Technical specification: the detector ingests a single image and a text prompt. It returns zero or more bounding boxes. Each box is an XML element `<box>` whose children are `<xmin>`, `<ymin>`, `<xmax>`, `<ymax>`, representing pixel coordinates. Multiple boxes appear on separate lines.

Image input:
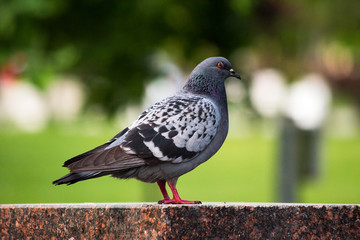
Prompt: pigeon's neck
<box><xmin>183</xmin><ymin>74</ymin><xmax>228</xmax><ymax>107</ymax></box>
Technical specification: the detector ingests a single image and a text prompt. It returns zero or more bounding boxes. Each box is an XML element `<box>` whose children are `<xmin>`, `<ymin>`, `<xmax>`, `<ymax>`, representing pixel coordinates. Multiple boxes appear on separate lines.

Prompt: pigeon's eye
<box><xmin>217</xmin><ymin>62</ymin><xmax>224</xmax><ymax>68</ymax></box>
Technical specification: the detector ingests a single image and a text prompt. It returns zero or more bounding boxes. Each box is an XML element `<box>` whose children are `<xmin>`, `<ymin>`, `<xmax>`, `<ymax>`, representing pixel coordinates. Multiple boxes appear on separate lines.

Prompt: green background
<box><xmin>1</xmin><ymin>122</ymin><xmax>359</xmax><ymax>204</ymax></box>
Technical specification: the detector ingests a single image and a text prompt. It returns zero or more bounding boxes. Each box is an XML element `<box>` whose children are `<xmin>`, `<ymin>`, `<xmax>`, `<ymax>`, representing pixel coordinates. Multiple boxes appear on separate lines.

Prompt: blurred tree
<box><xmin>0</xmin><ymin>0</ymin><xmax>251</xmax><ymax>114</ymax></box>
<box><xmin>0</xmin><ymin>0</ymin><xmax>359</xmax><ymax>114</ymax></box>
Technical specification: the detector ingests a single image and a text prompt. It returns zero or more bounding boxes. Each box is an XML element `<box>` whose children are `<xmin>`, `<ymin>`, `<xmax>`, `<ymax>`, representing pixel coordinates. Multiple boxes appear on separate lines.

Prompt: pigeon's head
<box><xmin>184</xmin><ymin>57</ymin><xmax>241</xmax><ymax>98</ymax></box>
<box><xmin>192</xmin><ymin>57</ymin><xmax>241</xmax><ymax>80</ymax></box>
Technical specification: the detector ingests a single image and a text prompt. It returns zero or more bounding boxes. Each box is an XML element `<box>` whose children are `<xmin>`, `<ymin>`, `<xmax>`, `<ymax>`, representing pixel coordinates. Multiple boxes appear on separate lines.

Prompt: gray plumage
<box><xmin>53</xmin><ymin>56</ymin><xmax>241</xmax><ymax>204</ymax></box>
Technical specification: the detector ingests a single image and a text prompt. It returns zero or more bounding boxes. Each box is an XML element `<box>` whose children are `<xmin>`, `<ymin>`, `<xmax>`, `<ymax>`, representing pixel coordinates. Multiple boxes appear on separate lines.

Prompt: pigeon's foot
<box><xmin>158</xmin><ymin>199</ymin><xmax>202</xmax><ymax>204</ymax></box>
<box><xmin>157</xmin><ymin>179</ymin><xmax>201</xmax><ymax>204</ymax></box>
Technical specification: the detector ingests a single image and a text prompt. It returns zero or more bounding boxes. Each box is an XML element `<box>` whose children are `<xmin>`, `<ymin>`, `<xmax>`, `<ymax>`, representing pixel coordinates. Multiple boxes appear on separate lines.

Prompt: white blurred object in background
<box><xmin>142</xmin><ymin>57</ymin><xmax>183</xmax><ymax>107</ymax></box>
<box><xmin>250</xmin><ymin>69</ymin><xmax>288</xmax><ymax>118</ymax></box>
<box><xmin>226</xmin><ymin>77</ymin><xmax>246</xmax><ymax>103</ymax></box>
<box><xmin>47</xmin><ymin>76</ymin><xmax>85</xmax><ymax>121</ymax></box>
<box><xmin>118</xmin><ymin>54</ymin><xmax>184</xmax><ymax>128</ymax></box>
<box><xmin>285</xmin><ymin>73</ymin><xmax>332</xmax><ymax>130</ymax></box>
<box><xmin>0</xmin><ymin>80</ymin><xmax>49</xmax><ymax>132</ymax></box>
<box><xmin>226</xmin><ymin>77</ymin><xmax>251</xmax><ymax>137</ymax></box>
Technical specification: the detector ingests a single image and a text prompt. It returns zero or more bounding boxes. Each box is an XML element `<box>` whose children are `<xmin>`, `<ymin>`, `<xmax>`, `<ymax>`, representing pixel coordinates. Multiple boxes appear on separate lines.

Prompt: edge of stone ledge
<box><xmin>1</xmin><ymin>202</ymin><xmax>359</xmax><ymax>209</ymax></box>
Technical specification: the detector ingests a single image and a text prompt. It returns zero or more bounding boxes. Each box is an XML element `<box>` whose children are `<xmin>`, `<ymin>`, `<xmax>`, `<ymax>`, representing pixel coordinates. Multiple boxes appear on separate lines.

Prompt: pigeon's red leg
<box><xmin>157</xmin><ymin>180</ymin><xmax>170</xmax><ymax>203</ymax></box>
<box><xmin>158</xmin><ymin>180</ymin><xmax>202</xmax><ymax>204</ymax></box>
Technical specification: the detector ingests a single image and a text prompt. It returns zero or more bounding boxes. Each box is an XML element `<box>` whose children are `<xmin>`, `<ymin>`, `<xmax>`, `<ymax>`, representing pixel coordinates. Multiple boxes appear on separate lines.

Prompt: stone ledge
<box><xmin>1</xmin><ymin>203</ymin><xmax>359</xmax><ymax>239</ymax></box>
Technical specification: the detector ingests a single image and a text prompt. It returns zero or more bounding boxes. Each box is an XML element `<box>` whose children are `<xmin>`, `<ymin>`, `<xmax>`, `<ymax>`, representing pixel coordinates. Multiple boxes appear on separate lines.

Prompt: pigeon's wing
<box><xmin>121</xmin><ymin>94</ymin><xmax>221</xmax><ymax>164</ymax></box>
<box><xmin>65</xmin><ymin>94</ymin><xmax>220</xmax><ymax>173</ymax></box>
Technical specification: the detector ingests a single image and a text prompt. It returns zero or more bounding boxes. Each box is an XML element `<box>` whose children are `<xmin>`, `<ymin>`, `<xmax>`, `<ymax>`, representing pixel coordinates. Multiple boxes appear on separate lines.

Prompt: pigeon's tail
<box><xmin>53</xmin><ymin>171</ymin><xmax>106</xmax><ymax>185</ymax></box>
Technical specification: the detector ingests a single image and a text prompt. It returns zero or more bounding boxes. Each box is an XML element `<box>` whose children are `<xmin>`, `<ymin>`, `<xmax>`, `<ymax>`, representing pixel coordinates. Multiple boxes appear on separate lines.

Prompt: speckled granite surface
<box><xmin>1</xmin><ymin>203</ymin><xmax>359</xmax><ymax>239</ymax></box>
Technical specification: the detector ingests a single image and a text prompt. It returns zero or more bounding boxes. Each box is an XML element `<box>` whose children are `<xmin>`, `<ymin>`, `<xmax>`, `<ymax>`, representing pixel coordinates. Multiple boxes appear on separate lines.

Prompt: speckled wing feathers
<box><xmin>121</xmin><ymin>94</ymin><xmax>220</xmax><ymax>164</ymax></box>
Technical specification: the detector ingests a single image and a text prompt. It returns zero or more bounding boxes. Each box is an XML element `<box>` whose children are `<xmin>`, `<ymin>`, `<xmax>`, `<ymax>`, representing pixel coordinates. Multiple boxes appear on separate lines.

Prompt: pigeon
<box><xmin>53</xmin><ymin>56</ymin><xmax>241</xmax><ymax>204</ymax></box>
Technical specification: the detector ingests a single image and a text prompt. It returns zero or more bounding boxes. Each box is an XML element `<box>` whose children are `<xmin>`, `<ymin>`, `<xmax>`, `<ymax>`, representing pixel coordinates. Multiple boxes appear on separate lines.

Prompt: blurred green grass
<box><xmin>0</xmin><ymin>123</ymin><xmax>359</xmax><ymax>204</ymax></box>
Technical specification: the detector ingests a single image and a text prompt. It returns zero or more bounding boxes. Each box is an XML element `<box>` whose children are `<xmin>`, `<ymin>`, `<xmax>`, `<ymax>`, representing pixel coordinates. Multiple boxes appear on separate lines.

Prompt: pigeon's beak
<box><xmin>229</xmin><ymin>69</ymin><xmax>241</xmax><ymax>80</ymax></box>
